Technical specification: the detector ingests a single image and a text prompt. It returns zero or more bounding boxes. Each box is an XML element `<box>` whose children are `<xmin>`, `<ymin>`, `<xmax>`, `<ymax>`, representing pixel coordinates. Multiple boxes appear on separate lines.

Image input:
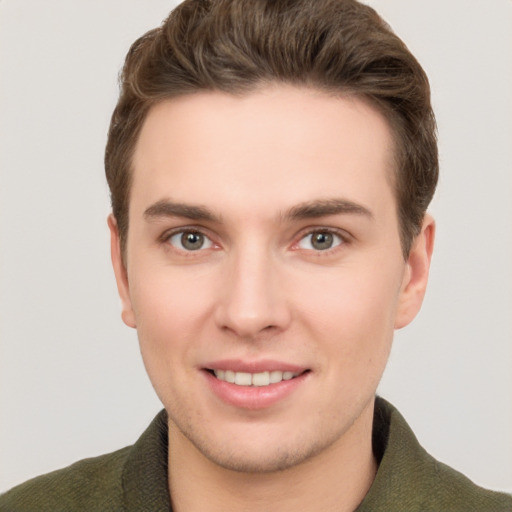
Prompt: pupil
<box><xmin>182</xmin><ymin>232</ymin><xmax>203</xmax><ymax>250</ymax></box>
<box><xmin>312</xmin><ymin>232</ymin><xmax>333</xmax><ymax>250</ymax></box>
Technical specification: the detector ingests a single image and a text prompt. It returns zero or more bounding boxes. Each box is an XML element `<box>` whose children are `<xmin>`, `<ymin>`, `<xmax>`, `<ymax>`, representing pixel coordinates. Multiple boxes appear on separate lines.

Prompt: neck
<box><xmin>167</xmin><ymin>401</ymin><xmax>377</xmax><ymax>512</ymax></box>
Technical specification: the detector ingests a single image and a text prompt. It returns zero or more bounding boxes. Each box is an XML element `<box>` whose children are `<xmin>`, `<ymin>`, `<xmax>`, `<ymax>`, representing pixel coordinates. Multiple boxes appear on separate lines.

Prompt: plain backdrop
<box><xmin>1</xmin><ymin>0</ymin><xmax>511</xmax><ymax>494</ymax></box>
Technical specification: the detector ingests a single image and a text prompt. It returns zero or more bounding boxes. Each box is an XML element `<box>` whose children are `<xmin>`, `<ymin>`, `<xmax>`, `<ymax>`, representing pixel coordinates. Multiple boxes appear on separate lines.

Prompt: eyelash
<box><xmin>292</xmin><ymin>228</ymin><xmax>349</xmax><ymax>254</ymax></box>
<box><xmin>160</xmin><ymin>227</ymin><xmax>217</xmax><ymax>254</ymax></box>
<box><xmin>159</xmin><ymin>227</ymin><xmax>350</xmax><ymax>255</ymax></box>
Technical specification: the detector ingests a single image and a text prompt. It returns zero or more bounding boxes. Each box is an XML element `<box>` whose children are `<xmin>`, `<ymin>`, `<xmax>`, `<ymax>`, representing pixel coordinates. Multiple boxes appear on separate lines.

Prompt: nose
<box><xmin>214</xmin><ymin>245</ymin><xmax>291</xmax><ymax>339</ymax></box>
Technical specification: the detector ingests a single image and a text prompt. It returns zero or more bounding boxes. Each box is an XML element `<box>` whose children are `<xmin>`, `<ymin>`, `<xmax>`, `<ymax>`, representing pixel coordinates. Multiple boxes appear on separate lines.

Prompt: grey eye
<box><xmin>168</xmin><ymin>231</ymin><xmax>213</xmax><ymax>251</ymax></box>
<box><xmin>298</xmin><ymin>231</ymin><xmax>342</xmax><ymax>251</ymax></box>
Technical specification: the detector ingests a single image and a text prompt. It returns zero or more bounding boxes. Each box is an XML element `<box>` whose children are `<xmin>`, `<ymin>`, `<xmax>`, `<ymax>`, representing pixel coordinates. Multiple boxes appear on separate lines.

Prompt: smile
<box><xmin>212</xmin><ymin>369</ymin><xmax>301</xmax><ymax>387</ymax></box>
<box><xmin>204</xmin><ymin>364</ymin><xmax>310</xmax><ymax>409</ymax></box>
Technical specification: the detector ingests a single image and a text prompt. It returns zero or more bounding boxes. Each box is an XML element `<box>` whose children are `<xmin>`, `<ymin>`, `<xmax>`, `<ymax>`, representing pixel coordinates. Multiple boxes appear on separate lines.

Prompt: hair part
<box><xmin>105</xmin><ymin>0</ymin><xmax>438</xmax><ymax>259</ymax></box>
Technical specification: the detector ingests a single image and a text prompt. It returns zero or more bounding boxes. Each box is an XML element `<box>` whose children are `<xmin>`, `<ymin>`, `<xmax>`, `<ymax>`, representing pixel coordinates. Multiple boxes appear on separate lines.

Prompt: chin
<box><xmin>195</xmin><ymin>438</ymin><xmax>326</xmax><ymax>474</ymax></box>
<box><xmin>171</xmin><ymin>414</ymin><xmax>348</xmax><ymax>475</ymax></box>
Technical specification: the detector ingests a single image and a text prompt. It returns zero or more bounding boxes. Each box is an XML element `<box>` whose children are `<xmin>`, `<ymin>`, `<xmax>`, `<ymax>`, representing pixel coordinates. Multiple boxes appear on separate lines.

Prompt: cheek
<box><xmin>127</xmin><ymin>268</ymin><xmax>219</xmax><ymax>408</ymax></box>
<box><xmin>294</xmin><ymin>265</ymin><xmax>401</xmax><ymax>361</ymax></box>
<box><xmin>128</xmin><ymin>267</ymin><xmax>217</xmax><ymax>365</ymax></box>
<box><xmin>300</xmin><ymin>267</ymin><xmax>399</xmax><ymax>322</ymax></box>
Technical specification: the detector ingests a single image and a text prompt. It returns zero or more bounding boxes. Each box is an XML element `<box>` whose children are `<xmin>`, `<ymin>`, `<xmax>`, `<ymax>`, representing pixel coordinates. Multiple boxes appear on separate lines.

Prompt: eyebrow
<box><xmin>143</xmin><ymin>197</ymin><xmax>373</xmax><ymax>223</ymax></box>
<box><xmin>284</xmin><ymin>198</ymin><xmax>374</xmax><ymax>221</ymax></box>
<box><xmin>144</xmin><ymin>200</ymin><xmax>220</xmax><ymax>222</ymax></box>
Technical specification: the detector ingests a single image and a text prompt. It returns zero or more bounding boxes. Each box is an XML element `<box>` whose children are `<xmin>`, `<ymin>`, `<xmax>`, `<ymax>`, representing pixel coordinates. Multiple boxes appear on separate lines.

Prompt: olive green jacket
<box><xmin>1</xmin><ymin>398</ymin><xmax>510</xmax><ymax>511</ymax></box>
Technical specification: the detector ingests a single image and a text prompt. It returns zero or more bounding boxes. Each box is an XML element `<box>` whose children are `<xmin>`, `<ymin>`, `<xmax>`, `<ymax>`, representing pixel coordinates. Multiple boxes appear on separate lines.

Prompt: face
<box><xmin>110</xmin><ymin>86</ymin><xmax>433</xmax><ymax>473</ymax></box>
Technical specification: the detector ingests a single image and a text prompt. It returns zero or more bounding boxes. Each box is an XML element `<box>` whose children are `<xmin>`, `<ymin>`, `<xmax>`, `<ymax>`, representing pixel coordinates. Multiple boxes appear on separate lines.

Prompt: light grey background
<box><xmin>1</xmin><ymin>0</ymin><xmax>511</xmax><ymax>493</ymax></box>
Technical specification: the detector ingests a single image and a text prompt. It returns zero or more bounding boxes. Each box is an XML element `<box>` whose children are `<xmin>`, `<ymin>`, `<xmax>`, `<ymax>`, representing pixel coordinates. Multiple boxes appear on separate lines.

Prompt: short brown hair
<box><xmin>105</xmin><ymin>0</ymin><xmax>438</xmax><ymax>258</ymax></box>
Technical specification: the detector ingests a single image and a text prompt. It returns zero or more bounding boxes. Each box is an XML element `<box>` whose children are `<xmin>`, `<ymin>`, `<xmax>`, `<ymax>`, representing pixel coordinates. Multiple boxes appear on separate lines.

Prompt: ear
<box><xmin>394</xmin><ymin>214</ymin><xmax>435</xmax><ymax>329</ymax></box>
<box><xmin>108</xmin><ymin>214</ymin><xmax>136</xmax><ymax>328</ymax></box>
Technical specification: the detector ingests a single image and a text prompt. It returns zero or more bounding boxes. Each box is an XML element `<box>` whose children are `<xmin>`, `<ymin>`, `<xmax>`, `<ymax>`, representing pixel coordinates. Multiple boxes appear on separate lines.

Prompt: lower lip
<box><xmin>203</xmin><ymin>370</ymin><xmax>309</xmax><ymax>410</ymax></box>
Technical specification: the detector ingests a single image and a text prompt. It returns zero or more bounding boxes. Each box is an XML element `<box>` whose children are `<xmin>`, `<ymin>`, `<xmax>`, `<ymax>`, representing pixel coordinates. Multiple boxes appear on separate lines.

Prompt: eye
<box><xmin>167</xmin><ymin>230</ymin><xmax>213</xmax><ymax>251</ymax></box>
<box><xmin>297</xmin><ymin>230</ymin><xmax>344</xmax><ymax>251</ymax></box>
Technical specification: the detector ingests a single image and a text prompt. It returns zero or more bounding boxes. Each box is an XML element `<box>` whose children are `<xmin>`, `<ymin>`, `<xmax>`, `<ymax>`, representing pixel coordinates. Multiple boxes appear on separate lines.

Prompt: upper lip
<box><xmin>204</xmin><ymin>359</ymin><xmax>308</xmax><ymax>373</ymax></box>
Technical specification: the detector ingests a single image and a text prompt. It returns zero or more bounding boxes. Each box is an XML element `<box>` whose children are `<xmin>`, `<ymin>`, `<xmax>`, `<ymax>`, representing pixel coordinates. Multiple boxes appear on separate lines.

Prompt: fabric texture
<box><xmin>1</xmin><ymin>397</ymin><xmax>510</xmax><ymax>511</ymax></box>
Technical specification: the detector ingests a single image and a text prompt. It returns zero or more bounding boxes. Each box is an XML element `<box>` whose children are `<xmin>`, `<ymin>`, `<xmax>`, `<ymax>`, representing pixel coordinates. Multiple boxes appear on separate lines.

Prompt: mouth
<box><xmin>202</xmin><ymin>360</ymin><xmax>310</xmax><ymax>409</ymax></box>
<box><xmin>208</xmin><ymin>369</ymin><xmax>305</xmax><ymax>387</ymax></box>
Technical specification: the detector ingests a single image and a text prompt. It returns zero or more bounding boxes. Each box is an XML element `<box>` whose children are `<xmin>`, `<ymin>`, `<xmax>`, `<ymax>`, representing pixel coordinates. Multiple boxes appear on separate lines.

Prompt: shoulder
<box><xmin>359</xmin><ymin>397</ymin><xmax>512</xmax><ymax>512</ymax></box>
<box><xmin>0</xmin><ymin>410</ymin><xmax>170</xmax><ymax>512</ymax></box>
<box><xmin>0</xmin><ymin>446</ymin><xmax>131</xmax><ymax>512</ymax></box>
<box><xmin>387</xmin><ymin>399</ymin><xmax>511</xmax><ymax>510</ymax></box>
<box><xmin>425</xmin><ymin>457</ymin><xmax>512</xmax><ymax>511</ymax></box>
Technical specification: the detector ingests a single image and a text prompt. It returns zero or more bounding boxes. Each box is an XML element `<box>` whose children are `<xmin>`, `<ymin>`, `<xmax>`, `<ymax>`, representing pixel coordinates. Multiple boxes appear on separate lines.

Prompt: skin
<box><xmin>109</xmin><ymin>85</ymin><xmax>434</xmax><ymax>512</ymax></box>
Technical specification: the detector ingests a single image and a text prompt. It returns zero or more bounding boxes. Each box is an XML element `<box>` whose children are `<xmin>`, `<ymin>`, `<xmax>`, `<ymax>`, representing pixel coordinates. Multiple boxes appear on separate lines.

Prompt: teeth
<box><xmin>269</xmin><ymin>370</ymin><xmax>283</xmax><ymax>383</ymax></box>
<box><xmin>252</xmin><ymin>372</ymin><xmax>270</xmax><ymax>387</ymax></box>
<box><xmin>234</xmin><ymin>372</ymin><xmax>252</xmax><ymax>386</ymax></box>
<box><xmin>213</xmin><ymin>369</ymin><xmax>300</xmax><ymax>386</ymax></box>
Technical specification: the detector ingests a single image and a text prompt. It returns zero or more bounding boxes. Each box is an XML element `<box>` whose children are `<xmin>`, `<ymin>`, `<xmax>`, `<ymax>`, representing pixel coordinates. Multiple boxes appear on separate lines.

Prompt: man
<box><xmin>1</xmin><ymin>0</ymin><xmax>510</xmax><ymax>510</ymax></box>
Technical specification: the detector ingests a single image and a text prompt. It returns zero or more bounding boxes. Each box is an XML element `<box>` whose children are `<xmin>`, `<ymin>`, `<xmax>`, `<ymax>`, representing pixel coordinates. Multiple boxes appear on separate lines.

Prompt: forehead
<box><xmin>130</xmin><ymin>86</ymin><xmax>396</xmax><ymax>222</ymax></box>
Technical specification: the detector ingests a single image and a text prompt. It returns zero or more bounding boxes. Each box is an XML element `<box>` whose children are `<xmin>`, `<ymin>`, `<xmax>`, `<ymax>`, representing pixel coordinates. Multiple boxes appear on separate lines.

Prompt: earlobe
<box><xmin>107</xmin><ymin>214</ymin><xmax>136</xmax><ymax>329</ymax></box>
<box><xmin>394</xmin><ymin>215</ymin><xmax>435</xmax><ymax>329</ymax></box>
